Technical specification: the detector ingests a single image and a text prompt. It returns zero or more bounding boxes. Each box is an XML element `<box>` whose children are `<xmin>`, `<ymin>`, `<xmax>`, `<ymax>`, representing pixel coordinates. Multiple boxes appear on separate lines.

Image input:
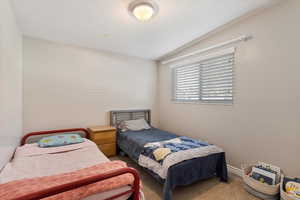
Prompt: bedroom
<box><xmin>0</xmin><ymin>0</ymin><xmax>299</xmax><ymax>200</ymax></box>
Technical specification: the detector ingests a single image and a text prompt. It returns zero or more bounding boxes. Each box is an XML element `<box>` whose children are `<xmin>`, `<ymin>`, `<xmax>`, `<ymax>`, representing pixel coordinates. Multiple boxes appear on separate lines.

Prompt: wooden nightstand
<box><xmin>87</xmin><ymin>125</ymin><xmax>116</xmax><ymax>157</ymax></box>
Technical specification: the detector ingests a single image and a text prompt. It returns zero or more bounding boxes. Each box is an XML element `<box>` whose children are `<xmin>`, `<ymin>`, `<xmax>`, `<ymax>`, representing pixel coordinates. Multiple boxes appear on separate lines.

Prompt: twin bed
<box><xmin>0</xmin><ymin>129</ymin><xmax>141</xmax><ymax>200</ymax></box>
<box><xmin>0</xmin><ymin>109</ymin><xmax>227</xmax><ymax>200</ymax></box>
<box><xmin>111</xmin><ymin>110</ymin><xmax>228</xmax><ymax>200</ymax></box>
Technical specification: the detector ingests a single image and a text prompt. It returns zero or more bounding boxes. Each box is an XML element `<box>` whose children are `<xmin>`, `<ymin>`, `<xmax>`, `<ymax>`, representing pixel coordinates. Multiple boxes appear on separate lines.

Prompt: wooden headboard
<box><xmin>110</xmin><ymin>109</ymin><xmax>151</xmax><ymax>127</ymax></box>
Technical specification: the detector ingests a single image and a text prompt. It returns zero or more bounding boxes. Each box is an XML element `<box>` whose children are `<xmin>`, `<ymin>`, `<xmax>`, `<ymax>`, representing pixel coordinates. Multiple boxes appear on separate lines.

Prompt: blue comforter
<box><xmin>118</xmin><ymin>128</ymin><xmax>177</xmax><ymax>162</ymax></box>
<box><xmin>141</xmin><ymin>136</ymin><xmax>210</xmax><ymax>165</ymax></box>
<box><xmin>117</xmin><ymin>128</ymin><xmax>228</xmax><ymax>200</ymax></box>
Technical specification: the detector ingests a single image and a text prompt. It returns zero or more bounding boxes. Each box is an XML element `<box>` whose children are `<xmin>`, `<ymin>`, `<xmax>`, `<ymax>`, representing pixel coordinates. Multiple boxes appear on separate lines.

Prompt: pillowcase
<box><xmin>38</xmin><ymin>134</ymin><xmax>84</xmax><ymax>148</ymax></box>
<box><xmin>119</xmin><ymin>118</ymin><xmax>151</xmax><ymax>132</ymax></box>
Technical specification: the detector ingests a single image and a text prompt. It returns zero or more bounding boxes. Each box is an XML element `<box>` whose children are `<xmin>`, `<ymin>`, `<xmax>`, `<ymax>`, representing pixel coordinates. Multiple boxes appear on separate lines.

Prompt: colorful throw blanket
<box><xmin>138</xmin><ymin>136</ymin><xmax>223</xmax><ymax>179</ymax></box>
<box><xmin>0</xmin><ymin>161</ymin><xmax>134</xmax><ymax>200</ymax></box>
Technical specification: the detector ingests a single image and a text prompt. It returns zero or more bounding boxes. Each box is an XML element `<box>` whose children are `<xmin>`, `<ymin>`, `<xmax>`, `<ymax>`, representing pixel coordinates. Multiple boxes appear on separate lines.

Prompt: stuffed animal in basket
<box><xmin>284</xmin><ymin>177</ymin><xmax>300</xmax><ymax>197</ymax></box>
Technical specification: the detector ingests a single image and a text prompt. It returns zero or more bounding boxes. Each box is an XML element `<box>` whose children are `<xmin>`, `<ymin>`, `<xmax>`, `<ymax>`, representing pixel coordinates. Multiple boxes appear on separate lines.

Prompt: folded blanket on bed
<box><xmin>0</xmin><ymin>160</ymin><xmax>134</xmax><ymax>200</ymax></box>
<box><xmin>138</xmin><ymin>136</ymin><xmax>223</xmax><ymax>179</ymax></box>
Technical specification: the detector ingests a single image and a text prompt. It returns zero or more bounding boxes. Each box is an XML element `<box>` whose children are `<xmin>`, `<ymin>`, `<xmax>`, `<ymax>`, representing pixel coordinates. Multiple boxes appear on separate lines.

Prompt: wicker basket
<box><xmin>243</xmin><ymin>183</ymin><xmax>279</xmax><ymax>200</ymax></box>
<box><xmin>280</xmin><ymin>177</ymin><xmax>300</xmax><ymax>200</ymax></box>
<box><xmin>242</xmin><ymin>164</ymin><xmax>281</xmax><ymax>197</ymax></box>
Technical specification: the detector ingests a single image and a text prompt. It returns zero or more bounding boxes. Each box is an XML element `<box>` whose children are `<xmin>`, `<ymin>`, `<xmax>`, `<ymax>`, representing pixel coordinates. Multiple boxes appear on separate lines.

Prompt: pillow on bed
<box><xmin>38</xmin><ymin>134</ymin><xmax>84</xmax><ymax>148</ymax></box>
<box><xmin>120</xmin><ymin>118</ymin><xmax>151</xmax><ymax>132</ymax></box>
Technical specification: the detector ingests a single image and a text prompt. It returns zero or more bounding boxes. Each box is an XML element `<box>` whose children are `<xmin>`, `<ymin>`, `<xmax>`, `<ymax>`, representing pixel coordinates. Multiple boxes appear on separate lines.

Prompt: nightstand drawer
<box><xmin>98</xmin><ymin>143</ymin><xmax>116</xmax><ymax>157</ymax></box>
<box><xmin>90</xmin><ymin>131</ymin><xmax>116</xmax><ymax>144</ymax></box>
<box><xmin>87</xmin><ymin>125</ymin><xmax>116</xmax><ymax>157</ymax></box>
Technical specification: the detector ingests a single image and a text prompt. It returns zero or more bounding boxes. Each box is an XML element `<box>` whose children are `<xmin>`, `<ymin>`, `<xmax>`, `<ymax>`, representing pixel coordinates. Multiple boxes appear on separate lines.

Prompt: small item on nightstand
<box><xmin>87</xmin><ymin>125</ymin><xmax>116</xmax><ymax>157</ymax></box>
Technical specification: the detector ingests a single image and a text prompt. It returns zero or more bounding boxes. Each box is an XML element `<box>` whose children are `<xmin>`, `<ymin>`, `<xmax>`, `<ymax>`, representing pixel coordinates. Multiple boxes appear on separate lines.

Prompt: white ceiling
<box><xmin>12</xmin><ymin>0</ymin><xmax>278</xmax><ymax>60</ymax></box>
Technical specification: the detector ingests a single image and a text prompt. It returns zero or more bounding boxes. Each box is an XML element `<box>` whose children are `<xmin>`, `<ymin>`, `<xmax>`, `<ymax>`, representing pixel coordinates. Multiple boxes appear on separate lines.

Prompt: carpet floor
<box><xmin>111</xmin><ymin>156</ymin><xmax>259</xmax><ymax>200</ymax></box>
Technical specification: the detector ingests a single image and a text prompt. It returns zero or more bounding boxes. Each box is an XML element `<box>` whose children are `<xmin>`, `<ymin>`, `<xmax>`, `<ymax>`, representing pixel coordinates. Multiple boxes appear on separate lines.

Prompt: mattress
<box><xmin>0</xmin><ymin>139</ymin><xmax>131</xmax><ymax>200</ymax></box>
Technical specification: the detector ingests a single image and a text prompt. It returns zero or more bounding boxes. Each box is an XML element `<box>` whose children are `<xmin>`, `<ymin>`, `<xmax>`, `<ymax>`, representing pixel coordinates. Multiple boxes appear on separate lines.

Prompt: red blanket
<box><xmin>0</xmin><ymin>160</ymin><xmax>134</xmax><ymax>200</ymax></box>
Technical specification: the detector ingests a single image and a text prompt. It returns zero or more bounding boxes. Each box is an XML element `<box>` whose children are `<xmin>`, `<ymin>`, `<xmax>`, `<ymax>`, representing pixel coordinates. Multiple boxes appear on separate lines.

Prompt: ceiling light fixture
<box><xmin>128</xmin><ymin>0</ymin><xmax>159</xmax><ymax>22</ymax></box>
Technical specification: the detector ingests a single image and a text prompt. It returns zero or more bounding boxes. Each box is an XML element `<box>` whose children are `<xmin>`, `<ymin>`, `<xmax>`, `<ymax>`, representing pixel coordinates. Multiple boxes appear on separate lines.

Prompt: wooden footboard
<box><xmin>14</xmin><ymin>167</ymin><xmax>141</xmax><ymax>200</ymax></box>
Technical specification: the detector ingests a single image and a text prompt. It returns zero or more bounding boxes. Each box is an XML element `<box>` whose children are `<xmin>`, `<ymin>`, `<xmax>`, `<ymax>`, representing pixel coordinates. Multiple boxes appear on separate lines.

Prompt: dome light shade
<box><xmin>129</xmin><ymin>0</ymin><xmax>158</xmax><ymax>22</ymax></box>
<box><xmin>133</xmin><ymin>4</ymin><xmax>154</xmax><ymax>21</ymax></box>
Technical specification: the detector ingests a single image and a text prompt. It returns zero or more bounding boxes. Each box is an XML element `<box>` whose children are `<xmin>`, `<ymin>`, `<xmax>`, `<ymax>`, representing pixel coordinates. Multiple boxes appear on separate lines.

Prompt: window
<box><xmin>172</xmin><ymin>48</ymin><xmax>234</xmax><ymax>103</ymax></box>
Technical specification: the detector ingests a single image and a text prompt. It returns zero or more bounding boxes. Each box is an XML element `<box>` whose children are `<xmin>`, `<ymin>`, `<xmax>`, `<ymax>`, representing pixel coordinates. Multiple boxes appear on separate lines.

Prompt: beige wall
<box><xmin>23</xmin><ymin>38</ymin><xmax>158</xmax><ymax>133</ymax></box>
<box><xmin>0</xmin><ymin>0</ymin><xmax>23</xmax><ymax>168</ymax></box>
<box><xmin>158</xmin><ymin>0</ymin><xmax>300</xmax><ymax>176</ymax></box>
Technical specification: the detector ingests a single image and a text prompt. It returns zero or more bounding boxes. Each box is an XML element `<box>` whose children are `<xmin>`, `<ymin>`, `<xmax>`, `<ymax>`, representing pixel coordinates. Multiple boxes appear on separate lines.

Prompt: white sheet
<box><xmin>0</xmin><ymin>139</ymin><xmax>132</xmax><ymax>200</ymax></box>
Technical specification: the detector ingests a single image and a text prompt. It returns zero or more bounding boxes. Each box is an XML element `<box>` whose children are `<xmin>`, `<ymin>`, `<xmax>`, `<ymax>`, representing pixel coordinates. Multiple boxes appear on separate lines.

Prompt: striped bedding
<box><xmin>138</xmin><ymin>136</ymin><xmax>224</xmax><ymax>179</ymax></box>
<box><xmin>0</xmin><ymin>161</ymin><xmax>134</xmax><ymax>200</ymax></box>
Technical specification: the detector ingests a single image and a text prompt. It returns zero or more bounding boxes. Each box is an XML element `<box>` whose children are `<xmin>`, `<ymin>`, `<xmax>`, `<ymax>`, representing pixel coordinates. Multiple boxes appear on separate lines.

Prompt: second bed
<box><xmin>110</xmin><ymin>110</ymin><xmax>228</xmax><ymax>200</ymax></box>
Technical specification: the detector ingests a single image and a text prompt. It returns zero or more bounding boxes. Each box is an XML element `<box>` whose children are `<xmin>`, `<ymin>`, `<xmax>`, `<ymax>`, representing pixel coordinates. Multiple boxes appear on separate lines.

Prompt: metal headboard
<box><xmin>110</xmin><ymin>109</ymin><xmax>151</xmax><ymax>127</ymax></box>
<box><xmin>21</xmin><ymin>128</ymin><xmax>89</xmax><ymax>145</ymax></box>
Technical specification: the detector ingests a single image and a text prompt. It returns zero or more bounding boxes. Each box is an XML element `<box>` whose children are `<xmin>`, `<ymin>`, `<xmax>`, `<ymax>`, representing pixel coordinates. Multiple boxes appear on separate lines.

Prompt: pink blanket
<box><xmin>0</xmin><ymin>160</ymin><xmax>134</xmax><ymax>200</ymax></box>
<box><xmin>15</xmin><ymin>139</ymin><xmax>94</xmax><ymax>157</ymax></box>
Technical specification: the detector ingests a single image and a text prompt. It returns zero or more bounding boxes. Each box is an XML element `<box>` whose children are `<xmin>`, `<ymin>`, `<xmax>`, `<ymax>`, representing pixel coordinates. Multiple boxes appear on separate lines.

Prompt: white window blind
<box><xmin>172</xmin><ymin>49</ymin><xmax>234</xmax><ymax>103</ymax></box>
<box><xmin>173</xmin><ymin>64</ymin><xmax>200</xmax><ymax>101</ymax></box>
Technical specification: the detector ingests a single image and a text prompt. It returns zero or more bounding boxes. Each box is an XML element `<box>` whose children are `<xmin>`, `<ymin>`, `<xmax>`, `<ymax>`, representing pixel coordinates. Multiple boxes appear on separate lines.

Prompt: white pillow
<box><xmin>123</xmin><ymin>118</ymin><xmax>151</xmax><ymax>131</ymax></box>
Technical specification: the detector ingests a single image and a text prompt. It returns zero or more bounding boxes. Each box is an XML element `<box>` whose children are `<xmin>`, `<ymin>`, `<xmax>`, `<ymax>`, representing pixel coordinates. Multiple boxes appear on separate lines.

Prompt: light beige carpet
<box><xmin>111</xmin><ymin>156</ymin><xmax>259</xmax><ymax>200</ymax></box>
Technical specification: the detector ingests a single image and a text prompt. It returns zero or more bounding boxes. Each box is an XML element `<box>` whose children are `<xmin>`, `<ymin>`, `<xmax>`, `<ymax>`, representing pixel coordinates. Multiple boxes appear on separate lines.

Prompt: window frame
<box><xmin>171</xmin><ymin>48</ymin><xmax>235</xmax><ymax>105</ymax></box>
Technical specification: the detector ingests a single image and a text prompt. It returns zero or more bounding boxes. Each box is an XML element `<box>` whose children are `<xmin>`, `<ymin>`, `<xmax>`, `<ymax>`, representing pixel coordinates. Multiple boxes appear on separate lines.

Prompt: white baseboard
<box><xmin>227</xmin><ymin>164</ymin><xmax>243</xmax><ymax>177</ymax></box>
